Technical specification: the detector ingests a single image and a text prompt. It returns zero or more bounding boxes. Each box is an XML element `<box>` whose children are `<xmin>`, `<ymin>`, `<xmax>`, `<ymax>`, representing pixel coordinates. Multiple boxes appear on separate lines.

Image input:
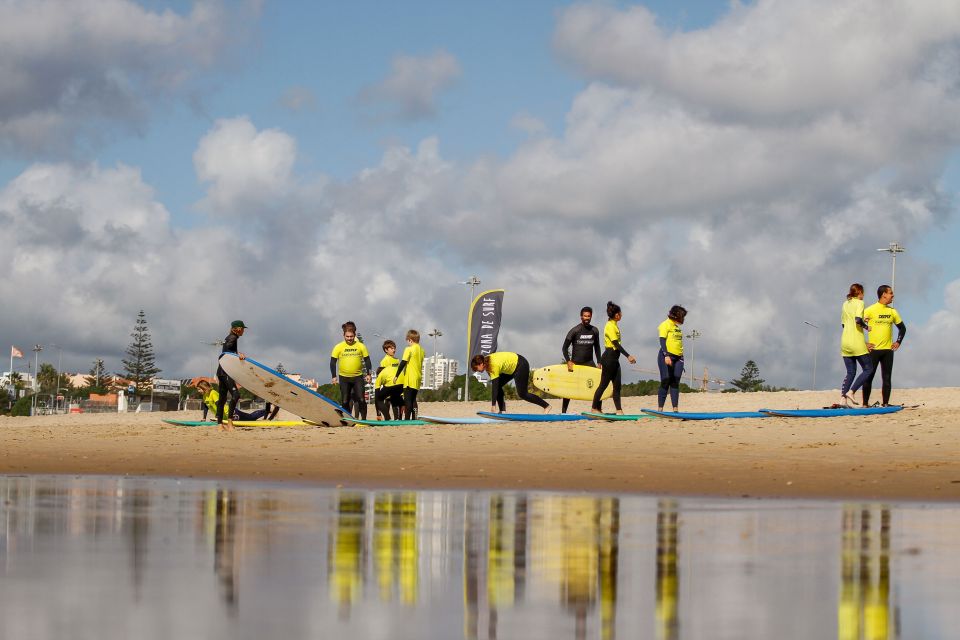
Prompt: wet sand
<box><xmin>1</xmin><ymin>388</ymin><xmax>959</xmax><ymax>501</ymax></box>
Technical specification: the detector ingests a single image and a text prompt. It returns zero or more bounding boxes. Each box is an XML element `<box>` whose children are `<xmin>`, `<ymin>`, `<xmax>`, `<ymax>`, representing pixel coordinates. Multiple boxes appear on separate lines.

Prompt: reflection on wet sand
<box><xmin>1</xmin><ymin>476</ymin><xmax>957</xmax><ymax>640</ymax></box>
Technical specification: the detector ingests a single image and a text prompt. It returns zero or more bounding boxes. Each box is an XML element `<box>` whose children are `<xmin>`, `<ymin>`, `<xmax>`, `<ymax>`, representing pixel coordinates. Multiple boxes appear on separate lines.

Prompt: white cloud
<box><xmin>279</xmin><ymin>86</ymin><xmax>319</xmax><ymax>113</ymax></box>
<box><xmin>357</xmin><ymin>50</ymin><xmax>462</xmax><ymax>122</ymax></box>
<box><xmin>0</xmin><ymin>0</ymin><xmax>260</xmax><ymax>156</ymax></box>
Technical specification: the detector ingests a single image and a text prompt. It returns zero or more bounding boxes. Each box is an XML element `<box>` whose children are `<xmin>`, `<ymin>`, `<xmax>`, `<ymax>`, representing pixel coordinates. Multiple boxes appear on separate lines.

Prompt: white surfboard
<box><xmin>218</xmin><ymin>353</ymin><xmax>351</xmax><ymax>427</ymax></box>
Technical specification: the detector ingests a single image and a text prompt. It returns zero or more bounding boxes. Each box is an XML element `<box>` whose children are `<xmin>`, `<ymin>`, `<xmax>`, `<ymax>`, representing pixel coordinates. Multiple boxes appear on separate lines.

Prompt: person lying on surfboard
<box><xmin>198</xmin><ymin>379</ymin><xmax>279</xmax><ymax>422</ymax></box>
<box><xmin>471</xmin><ymin>352</ymin><xmax>550</xmax><ymax>414</ymax></box>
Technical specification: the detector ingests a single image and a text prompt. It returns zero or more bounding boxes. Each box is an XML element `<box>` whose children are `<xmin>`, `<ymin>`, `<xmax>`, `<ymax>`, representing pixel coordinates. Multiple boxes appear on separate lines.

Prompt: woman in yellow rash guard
<box><xmin>374</xmin><ymin>340</ymin><xmax>405</xmax><ymax>420</ymax></box>
<box><xmin>471</xmin><ymin>351</ymin><xmax>550</xmax><ymax>413</ymax></box>
<box><xmin>840</xmin><ymin>283</ymin><xmax>874</xmax><ymax>406</ymax></box>
<box><xmin>330</xmin><ymin>321</ymin><xmax>372</xmax><ymax>419</ymax></box>
<box><xmin>393</xmin><ymin>329</ymin><xmax>425</xmax><ymax>420</ymax></box>
<box><xmin>657</xmin><ymin>305</ymin><xmax>687</xmax><ymax>412</ymax></box>
<box><xmin>592</xmin><ymin>301</ymin><xmax>636</xmax><ymax>414</ymax></box>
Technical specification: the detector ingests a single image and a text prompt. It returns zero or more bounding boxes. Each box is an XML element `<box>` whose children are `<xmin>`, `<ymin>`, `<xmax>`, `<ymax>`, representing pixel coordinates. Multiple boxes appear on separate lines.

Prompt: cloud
<box><xmin>279</xmin><ymin>86</ymin><xmax>319</xmax><ymax>113</ymax></box>
<box><xmin>0</xmin><ymin>0</ymin><xmax>260</xmax><ymax>157</ymax></box>
<box><xmin>357</xmin><ymin>50</ymin><xmax>462</xmax><ymax>122</ymax></box>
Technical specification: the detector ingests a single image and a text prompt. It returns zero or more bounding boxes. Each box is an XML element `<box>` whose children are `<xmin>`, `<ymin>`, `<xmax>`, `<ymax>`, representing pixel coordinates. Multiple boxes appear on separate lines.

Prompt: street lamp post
<box><xmin>459</xmin><ymin>275</ymin><xmax>481</xmax><ymax>402</ymax></box>
<box><xmin>50</xmin><ymin>343</ymin><xmax>63</xmax><ymax>414</ymax></box>
<box><xmin>877</xmin><ymin>242</ymin><xmax>905</xmax><ymax>295</ymax></box>
<box><xmin>803</xmin><ymin>321</ymin><xmax>820</xmax><ymax>390</ymax></box>
<box><xmin>684</xmin><ymin>330</ymin><xmax>700</xmax><ymax>388</ymax></box>
<box><xmin>428</xmin><ymin>329</ymin><xmax>443</xmax><ymax>390</ymax></box>
<box><xmin>31</xmin><ymin>344</ymin><xmax>42</xmax><ymax>415</ymax></box>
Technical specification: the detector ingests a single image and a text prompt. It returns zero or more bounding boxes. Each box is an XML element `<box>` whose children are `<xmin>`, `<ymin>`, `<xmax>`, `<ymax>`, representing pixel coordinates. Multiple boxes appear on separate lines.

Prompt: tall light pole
<box><xmin>684</xmin><ymin>329</ymin><xmax>700</xmax><ymax>388</ymax></box>
<box><xmin>803</xmin><ymin>321</ymin><xmax>820</xmax><ymax>390</ymax></box>
<box><xmin>31</xmin><ymin>344</ymin><xmax>42</xmax><ymax>415</ymax></box>
<box><xmin>877</xmin><ymin>242</ymin><xmax>905</xmax><ymax>296</ymax></box>
<box><xmin>49</xmin><ymin>343</ymin><xmax>63</xmax><ymax>414</ymax></box>
<box><xmin>459</xmin><ymin>275</ymin><xmax>481</xmax><ymax>402</ymax></box>
<box><xmin>428</xmin><ymin>328</ymin><xmax>443</xmax><ymax>389</ymax></box>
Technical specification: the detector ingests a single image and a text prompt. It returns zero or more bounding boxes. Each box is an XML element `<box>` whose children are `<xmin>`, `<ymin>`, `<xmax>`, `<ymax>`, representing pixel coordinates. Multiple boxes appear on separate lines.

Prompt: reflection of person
<box><xmin>374</xmin><ymin>340</ymin><xmax>405</xmax><ymax>420</ymax></box>
<box><xmin>862</xmin><ymin>286</ymin><xmax>906</xmax><ymax>407</ymax></box>
<box><xmin>330</xmin><ymin>321</ymin><xmax>372</xmax><ymax>419</ymax></box>
<box><xmin>471</xmin><ymin>352</ymin><xmax>550</xmax><ymax>413</ymax></box>
<box><xmin>394</xmin><ymin>330</ymin><xmax>425</xmax><ymax>420</ymax></box>
<box><xmin>591</xmin><ymin>302</ymin><xmax>636</xmax><ymax>415</ymax></box>
<box><xmin>198</xmin><ymin>380</ymin><xmax>278</xmax><ymax>422</ymax></box>
<box><xmin>657</xmin><ymin>306</ymin><xmax>687</xmax><ymax>413</ymax></box>
<box><xmin>215</xmin><ymin>320</ymin><xmax>247</xmax><ymax>431</ymax></box>
<box><xmin>839</xmin><ymin>283</ymin><xmax>874</xmax><ymax>406</ymax></box>
<box><xmin>560</xmin><ymin>306</ymin><xmax>601</xmax><ymax>413</ymax></box>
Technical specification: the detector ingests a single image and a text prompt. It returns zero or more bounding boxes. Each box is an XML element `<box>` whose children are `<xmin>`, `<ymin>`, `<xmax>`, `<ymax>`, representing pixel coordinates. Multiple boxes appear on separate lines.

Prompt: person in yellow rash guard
<box><xmin>393</xmin><ymin>329</ymin><xmax>425</xmax><ymax>419</ymax></box>
<box><xmin>330</xmin><ymin>321</ymin><xmax>372</xmax><ymax>419</ymax></box>
<box><xmin>839</xmin><ymin>283</ymin><xmax>874</xmax><ymax>406</ymax></box>
<box><xmin>592</xmin><ymin>301</ymin><xmax>636</xmax><ymax>414</ymax></box>
<box><xmin>657</xmin><ymin>305</ymin><xmax>687</xmax><ymax>412</ymax></box>
<box><xmin>374</xmin><ymin>340</ymin><xmax>405</xmax><ymax>421</ymax></box>
<box><xmin>470</xmin><ymin>351</ymin><xmax>550</xmax><ymax>413</ymax></box>
<box><xmin>197</xmin><ymin>379</ymin><xmax>276</xmax><ymax>421</ymax></box>
<box><xmin>862</xmin><ymin>285</ymin><xmax>906</xmax><ymax>407</ymax></box>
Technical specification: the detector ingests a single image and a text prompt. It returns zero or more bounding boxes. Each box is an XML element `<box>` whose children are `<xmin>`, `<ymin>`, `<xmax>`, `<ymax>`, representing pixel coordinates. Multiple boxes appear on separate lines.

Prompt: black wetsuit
<box><xmin>215</xmin><ymin>332</ymin><xmax>240</xmax><ymax>423</ymax></box>
<box><xmin>592</xmin><ymin>335</ymin><xmax>629</xmax><ymax>412</ymax></box>
<box><xmin>560</xmin><ymin>322</ymin><xmax>601</xmax><ymax>413</ymax></box>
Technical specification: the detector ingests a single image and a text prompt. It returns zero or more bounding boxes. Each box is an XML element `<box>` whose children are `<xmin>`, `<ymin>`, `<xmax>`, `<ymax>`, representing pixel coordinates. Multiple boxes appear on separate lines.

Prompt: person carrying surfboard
<box><xmin>591</xmin><ymin>301</ymin><xmax>636</xmax><ymax>415</ymax></box>
<box><xmin>657</xmin><ymin>305</ymin><xmax>687</xmax><ymax>412</ymax></box>
<box><xmin>471</xmin><ymin>352</ymin><xmax>550</xmax><ymax>413</ymax></box>
<box><xmin>560</xmin><ymin>306</ymin><xmax>602</xmax><ymax>413</ymax></box>
<box><xmin>215</xmin><ymin>320</ymin><xmax>247</xmax><ymax>431</ymax></box>
<box><xmin>393</xmin><ymin>329</ymin><xmax>425</xmax><ymax>419</ymax></box>
<box><xmin>330</xmin><ymin>321</ymin><xmax>372</xmax><ymax>419</ymax></box>
<box><xmin>862</xmin><ymin>285</ymin><xmax>906</xmax><ymax>407</ymax></box>
<box><xmin>839</xmin><ymin>283</ymin><xmax>874</xmax><ymax>406</ymax></box>
<box><xmin>374</xmin><ymin>339</ymin><xmax>405</xmax><ymax>420</ymax></box>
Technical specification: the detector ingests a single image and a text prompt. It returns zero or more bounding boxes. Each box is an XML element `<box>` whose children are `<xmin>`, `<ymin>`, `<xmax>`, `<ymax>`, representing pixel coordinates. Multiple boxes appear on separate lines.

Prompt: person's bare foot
<box><xmin>225</xmin><ymin>418</ymin><xmax>235</xmax><ymax>431</ymax></box>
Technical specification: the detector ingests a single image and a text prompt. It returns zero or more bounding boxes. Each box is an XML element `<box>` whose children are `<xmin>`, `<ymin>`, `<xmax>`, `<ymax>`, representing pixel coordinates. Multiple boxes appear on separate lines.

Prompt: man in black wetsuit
<box><xmin>560</xmin><ymin>306</ymin><xmax>602</xmax><ymax>413</ymax></box>
<box><xmin>215</xmin><ymin>320</ymin><xmax>247</xmax><ymax>431</ymax></box>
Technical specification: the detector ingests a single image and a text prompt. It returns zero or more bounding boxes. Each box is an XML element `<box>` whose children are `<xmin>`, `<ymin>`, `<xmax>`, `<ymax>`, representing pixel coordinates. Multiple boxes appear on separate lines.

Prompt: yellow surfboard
<box><xmin>532</xmin><ymin>364</ymin><xmax>612</xmax><ymax>401</ymax></box>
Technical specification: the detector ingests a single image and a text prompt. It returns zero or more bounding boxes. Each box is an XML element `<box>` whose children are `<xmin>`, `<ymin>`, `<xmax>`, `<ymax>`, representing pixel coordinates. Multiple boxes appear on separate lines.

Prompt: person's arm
<box><xmin>201</xmin><ymin>402</ymin><xmax>208</xmax><ymax>421</ymax></box>
<box><xmin>593</xmin><ymin>327</ymin><xmax>602</xmax><ymax>364</ymax></box>
<box><xmin>894</xmin><ymin>322</ymin><xmax>906</xmax><ymax>348</ymax></box>
<box><xmin>394</xmin><ymin>359</ymin><xmax>408</xmax><ymax>383</ymax></box>
<box><xmin>612</xmin><ymin>339</ymin><xmax>630</xmax><ymax>358</ymax></box>
<box><xmin>489</xmin><ymin>376</ymin><xmax>501</xmax><ymax>410</ymax></box>
<box><xmin>363</xmin><ymin>356</ymin><xmax>372</xmax><ymax>373</ymax></box>
<box><xmin>659</xmin><ymin>337</ymin><xmax>668</xmax><ymax>352</ymax></box>
<box><xmin>329</xmin><ymin>357</ymin><xmax>338</xmax><ymax>379</ymax></box>
<box><xmin>562</xmin><ymin>328</ymin><xmax>574</xmax><ymax>362</ymax></box>
<box><xmin>856</xmin><ymin>317</ymin><xmax>867</xmax><ymax>330</ymax></box>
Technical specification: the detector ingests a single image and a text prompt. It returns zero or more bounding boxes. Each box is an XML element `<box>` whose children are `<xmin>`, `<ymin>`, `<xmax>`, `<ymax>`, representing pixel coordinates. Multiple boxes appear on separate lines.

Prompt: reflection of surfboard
<box><xmin>162</xmin><ymin>419</ymin><xmax>308</xmax><ymax>427</ymax></box>
<box><xmin>532</xmin><ymin>364</ymin><xmax>611</xmax><ymax>401</ymax></box>
<box><xmin>219</xmin><ymin>353</ymin><xmax>351</xmax><ymax>427</ymax></box>
<box><xmin>419</xmin><ymin>415</ymin><xmax>505</xmax><ymax>424</ymax></box>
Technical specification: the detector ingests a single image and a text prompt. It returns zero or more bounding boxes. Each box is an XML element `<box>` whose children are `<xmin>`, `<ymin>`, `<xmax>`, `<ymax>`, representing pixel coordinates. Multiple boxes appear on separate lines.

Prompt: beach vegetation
<box><xmin>731</xmin><ymin>360</ymin><xmax>765</xmax><ymax>392</ymax></box>
<box><xmin>121</xmin><ymin>310</ymin><xmax>162</xmax><ymax>396</ymax></box>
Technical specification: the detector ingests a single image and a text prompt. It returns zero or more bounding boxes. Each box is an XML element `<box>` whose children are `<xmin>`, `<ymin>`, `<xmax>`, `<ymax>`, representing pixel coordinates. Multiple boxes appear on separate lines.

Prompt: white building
<box><xmin>420</xmin><ymin>353</ymin><xmax>459</xmax><ymax>390</ymax></box>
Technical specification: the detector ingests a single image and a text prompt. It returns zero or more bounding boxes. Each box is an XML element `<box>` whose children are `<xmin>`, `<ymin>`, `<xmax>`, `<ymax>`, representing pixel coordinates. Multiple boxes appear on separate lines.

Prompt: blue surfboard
<box><xmin>476</xmin><ymin>411</ymin><xmax>589</xmax><ymax>422</ymax></box>
<box><xmin>760</xmin><ymin>406</ymin><xmax>903</xmax><ymax>418</ymax></box>
<box><xmin>640</xmin><ymin>409</ymin><xmax>769</xmax><ymax>420</ymax></box>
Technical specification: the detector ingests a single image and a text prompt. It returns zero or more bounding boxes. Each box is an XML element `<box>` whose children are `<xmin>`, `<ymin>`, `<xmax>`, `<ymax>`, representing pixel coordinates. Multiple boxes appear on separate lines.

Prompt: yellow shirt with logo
<box><xmin>658</xmin><ymin>319</ymin><xmax>684</xmax><ymax>356</ymax></box>
<box><xmin>863</xmin><ymin>302</ymin><xmax>902</xmax><ymax>351</ymax></box>
<box><xmin>202</xmin><ymin>389</ymin><xmax>220</xmax><ymax>416</ymax></box>
<box><xmin>332</xmin><ymin>340</ymin><xmax>369</xmax><ymax>377</ymax></box>
<box><xmin>377</xmin><ymin>355</ymin><xmax>404</xmax><ymax>388</ymax></box>
<box><xmin>840</xmin><ymin>298</ymin><xmax>868</xmax><ymax>357</ymax></box>
<box><xmin>603</xmin><ymin>320</ymin><xmax>621</xmax><ymax>350</ymax></box>
<box><xmin>487</xmin><ymin>352</ymin><xmax>519</xmax><ymax>378</ymax></box>
<box><xmin>400</xmin><ymin>343</ymin><xmax>425</xmax><ymax>389</ymax></box>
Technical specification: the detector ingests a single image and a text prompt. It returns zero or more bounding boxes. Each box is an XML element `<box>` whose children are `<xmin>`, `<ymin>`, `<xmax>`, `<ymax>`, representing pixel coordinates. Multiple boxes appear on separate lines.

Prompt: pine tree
<box><xmin>276</xmin><ymin>362</ymin><xmax>287</xmax><ymax>375</ymax></box>
<box><xmin>121</xmin><ymin>310</ymin><xmax>161</xmax><ymax>396</ymax></box>
<box><xmin>84</xmin><ymin>358</ymin><xmax>108</xmax><ymax>392</ymax></box>
<box><xmin>731</xmin><ymin>360</ymin><xmax>765</xmax><ymax>392</ymax></box>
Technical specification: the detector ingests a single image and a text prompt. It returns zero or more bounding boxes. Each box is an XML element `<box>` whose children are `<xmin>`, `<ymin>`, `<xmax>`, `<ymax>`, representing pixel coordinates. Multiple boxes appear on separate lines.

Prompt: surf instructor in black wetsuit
<box><xmin>560</xmin><ymin>306</ymin><xmax>602</xmax><ymax>413</ymax></box>
<box><xmin>216</xmin><ymin>320</ymin><xmax>247</xmax><ymax>431</ymax></box>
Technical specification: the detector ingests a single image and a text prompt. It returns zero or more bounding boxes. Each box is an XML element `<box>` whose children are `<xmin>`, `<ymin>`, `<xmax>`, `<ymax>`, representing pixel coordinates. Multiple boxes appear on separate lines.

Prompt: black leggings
<box><xmin>375</xmin><ymin>386</ymin><xmax>404</xmax><ymax>420</ymax></box>
<box><xmin>863</xmin><ymin>349</ymin><xmax>895</xmax><ymax>406</ymax></box>
<box><xmin>492</xmin><ymin>355</ymin><xmax>548</xmax><ymax>412</ymax></box>
<box><xmin>657</xmin><ymin>351</ymin><xmax>684</xmax><ymax>409</ymax></box>
<box><xmin>215</xmin><ymin>365</ymin><xmax>239</xmax><ymax>423</ymax></box>
<box><xmin>339</xmin><ymin>375</ymin><xmax>367</xmax><ymax>419</ymax></box>
<box><xmin>403</xmin><ymin>387</ymin><xmax>419</xmax><ymax>420</ymax></box>
<box><xmin>592</xmin><ymin>349</ymin><xmax>622</xmax><ymax>411</ymax></box>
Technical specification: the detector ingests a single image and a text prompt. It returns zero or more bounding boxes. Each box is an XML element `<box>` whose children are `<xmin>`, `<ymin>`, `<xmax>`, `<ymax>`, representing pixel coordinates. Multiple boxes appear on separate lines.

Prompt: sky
<box><xmin>1</xmin><ymin>0</ymin><xmax>959</xmax><ymax>391</ymax></box>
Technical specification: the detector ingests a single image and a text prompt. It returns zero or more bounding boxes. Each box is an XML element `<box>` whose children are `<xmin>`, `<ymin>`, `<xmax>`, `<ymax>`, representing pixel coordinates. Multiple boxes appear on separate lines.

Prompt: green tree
<box><xmin>731</xmin><ymin>360</ymin><xmax>765</xmax><ymax>392</ymax></box>
<box><xmin>84</xmin><ymin>358</ymin><xmax>108</xmax><ymax>392</ymax></box>
<box><xmin>37</xmin><ymin>363</ymin><xmax>58</xmax><ymax>393</ymax></box>
<box><xmin>121</xmin><ymin>310</ymin><xmax>162</xmax><ymax>396</ymax></box>
<box><xmin>276</xmin><ymin>362</ymin><xmax>287</xmax><ymax>375</ymax></box>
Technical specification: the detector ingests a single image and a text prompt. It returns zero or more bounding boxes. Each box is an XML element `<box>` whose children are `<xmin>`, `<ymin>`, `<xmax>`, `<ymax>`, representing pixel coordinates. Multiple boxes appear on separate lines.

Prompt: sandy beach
<box><xmin>2</xmin><ymin>388</ymin><xmax>959</xmax><ymax>501</ymax></box>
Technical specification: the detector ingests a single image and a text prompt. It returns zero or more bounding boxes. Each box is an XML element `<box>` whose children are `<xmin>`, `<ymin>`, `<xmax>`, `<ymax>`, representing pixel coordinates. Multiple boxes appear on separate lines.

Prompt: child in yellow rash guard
<box><xmin>330</xmin><ymin>321</ymin><xmax>372</xmax><ymax>419</ymax></box>
<box><xmin>839</xmin><ymin>283</ymin><xmax>874</xmax><ymax>406</ymax></box>
<box><xmin>862</xmin><ymin>285</ymin><xmax>906</xmax><ymax>407</ymax></box>
<box><xmin>657</xmin><ymin>305</ymin><xmax>687</xmax><ymax>412</ymax></box>
<box><xmin>470</xmin><ymin>351</ymin><xmax>550</xmax><ymax>413</ymax></box>
<box><xmin>592</xmin><ymin>301</ymin><xmax>636</xmax><ymax>414</ymax></box>
<box><xmin>393</xmin><ymin>329</ymin><xmax>425</xmax><ymax>420</ymax></box>
<box><xmin>374</xmin><ymin>340</ymin><xmax>405</xmax><ymax>420</ymax></box>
